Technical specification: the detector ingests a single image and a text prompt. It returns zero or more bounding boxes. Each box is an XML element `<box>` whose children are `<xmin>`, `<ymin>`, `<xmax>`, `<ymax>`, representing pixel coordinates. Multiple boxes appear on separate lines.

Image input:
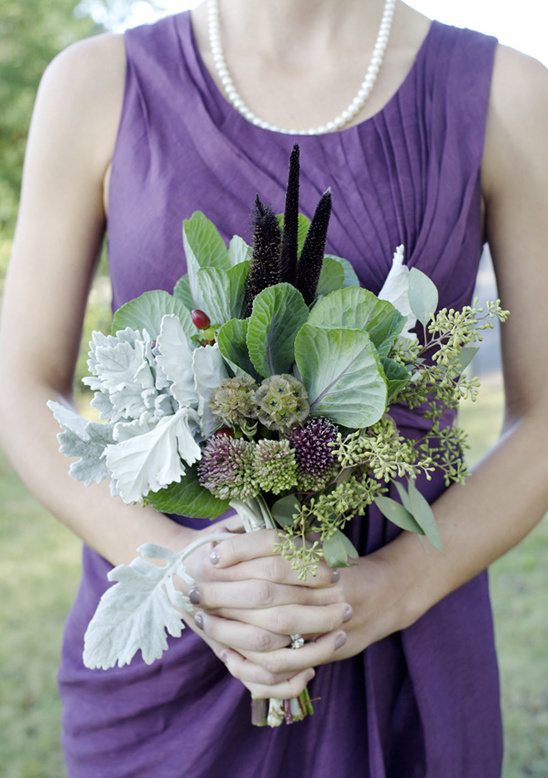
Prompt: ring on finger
<box><xmin>289</xmin><ymin>633</ymin><xmax>305</xmax><ymax>649</ymax></box>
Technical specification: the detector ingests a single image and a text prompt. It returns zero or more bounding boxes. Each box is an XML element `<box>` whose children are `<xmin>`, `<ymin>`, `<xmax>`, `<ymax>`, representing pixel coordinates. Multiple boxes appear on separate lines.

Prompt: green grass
<box><xmin>0</xmin><ymin>450</ymin><xmax>81</xmax><ymax>778</ymax></box>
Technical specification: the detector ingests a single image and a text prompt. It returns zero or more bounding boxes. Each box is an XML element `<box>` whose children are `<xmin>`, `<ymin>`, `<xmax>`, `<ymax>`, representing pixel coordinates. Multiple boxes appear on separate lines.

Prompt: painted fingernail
<box><xmin>219</xmin><ymin>650</ymin><xmax>229</xmax><ymax>664</ymax></box>
<box><xmin>209</xmin><ymin>549</ymin><xmax>220</xmax><ymax>565</ymax></box>
<box><xmin>189</xmin><ymin>588</ymin><xmax>201</xmax><ymax>605</ymax></box>
<box><xmin>343</xmin><ymin>606</ymin><xmax>353</xmax><ymax>623</ymax></box>
<box><xmin>330</xmin><ymin>569</ymin><xmax>340</xmax><ymax>583</ymax></box>
<box><xmin>335</xmin><ymin>632</ymin><xmax>347</xmax><ymax>650</ymax></box>
<box><xmin>194</xmin><ymin>612</ymin><xmax>204</xmax><ymax>630</ymax></box>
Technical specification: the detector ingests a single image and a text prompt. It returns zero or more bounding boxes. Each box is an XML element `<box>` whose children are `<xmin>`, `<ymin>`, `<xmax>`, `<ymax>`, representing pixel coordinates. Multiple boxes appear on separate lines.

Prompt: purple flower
<box><xmin>198</xmin><ymin>434</ymin><xmax>259</xmax><ymax>501</ymax></box>
<box><xmin>288</xmin><ymin>417</ymin><xmax>338</xmax><ymax>478</ymax></box>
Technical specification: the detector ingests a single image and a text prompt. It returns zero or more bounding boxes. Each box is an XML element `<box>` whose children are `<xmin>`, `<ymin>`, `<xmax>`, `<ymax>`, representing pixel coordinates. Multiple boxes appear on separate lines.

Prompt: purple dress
<box><xmin>58</xmin><ymin>13</ymin><xmax>503</xmax><ymax>777</ymax></box>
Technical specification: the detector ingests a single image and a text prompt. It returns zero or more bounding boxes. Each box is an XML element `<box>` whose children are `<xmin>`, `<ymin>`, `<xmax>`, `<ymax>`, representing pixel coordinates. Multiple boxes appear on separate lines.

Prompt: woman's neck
<box><xmin>218</xmin><ymin>0</ymin><xmax>389</xmax><ymax>65</ymax></box>
<box><xmin>191</xmin><ymin>0</ymin><xmax>431</xmax><ymax>133</ymax></box>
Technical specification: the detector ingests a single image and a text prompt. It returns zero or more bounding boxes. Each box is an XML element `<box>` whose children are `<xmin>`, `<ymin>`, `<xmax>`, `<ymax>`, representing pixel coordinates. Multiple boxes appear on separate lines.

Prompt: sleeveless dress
<box><xmin>58</xmin><ymin>13</ymin><xmax>503</xmax><ymax>777</ymax></box>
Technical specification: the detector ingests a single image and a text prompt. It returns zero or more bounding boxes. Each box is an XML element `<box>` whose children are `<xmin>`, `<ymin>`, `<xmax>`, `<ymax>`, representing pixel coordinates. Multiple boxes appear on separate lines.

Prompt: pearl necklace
<box><xmin>207</xmin><ymin>0</ymin><xmax>397</xmax><ymax>135</ymax></box>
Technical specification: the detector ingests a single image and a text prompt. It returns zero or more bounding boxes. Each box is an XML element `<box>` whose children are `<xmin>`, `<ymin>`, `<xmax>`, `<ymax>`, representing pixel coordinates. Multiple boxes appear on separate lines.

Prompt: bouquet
<box><xmin>49</xmin><ymin>146</ymin><xmax>508</xmax><ymax>726</ymax></box>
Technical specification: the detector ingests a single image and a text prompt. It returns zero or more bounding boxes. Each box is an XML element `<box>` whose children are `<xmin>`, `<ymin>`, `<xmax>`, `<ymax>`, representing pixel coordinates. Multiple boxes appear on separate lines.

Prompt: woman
<box><xmin>1</xmin><ymin>0</ymin><xmax>548</xmax><ymax>775</ymax></box>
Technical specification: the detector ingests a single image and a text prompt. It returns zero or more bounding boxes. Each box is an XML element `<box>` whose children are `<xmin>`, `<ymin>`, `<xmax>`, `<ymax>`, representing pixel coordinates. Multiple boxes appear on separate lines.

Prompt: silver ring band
<box><xmin>289</xmin><ymin>633</ymin><xmax>305</xmax><ymax>649</ymax></box>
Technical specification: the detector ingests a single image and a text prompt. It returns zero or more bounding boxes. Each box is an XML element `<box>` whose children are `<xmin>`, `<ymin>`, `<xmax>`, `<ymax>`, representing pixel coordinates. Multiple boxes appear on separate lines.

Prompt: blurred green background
<box><xmin>0</xmin><ymin>1</ymin><xmax>547</xmax><ymax>776</ymax></box>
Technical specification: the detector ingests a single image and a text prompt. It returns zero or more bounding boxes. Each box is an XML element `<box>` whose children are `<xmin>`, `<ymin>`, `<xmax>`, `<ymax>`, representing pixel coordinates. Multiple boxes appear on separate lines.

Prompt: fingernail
<box><xmin>330</xmin><ymin>569</ymin><xmax>340</xmax><ymax>583</ymax></box>
<box><xmin>194</xmin><ymin>612</ymin><xmax>204</xmax><ymax>630</ymax></box>
<box><xmin>305</xmin><ymin>669</ymin><xmax>315</xmax><ymax>683</ymax></box>
<box><xmin>335</xmin><ymin>632</ymin><xmax>347</xmax><ymax>650</ymax></box>
<box><xmin>209</xmin><ymin>549</ymin><xmax>220</xmax><ymax>565</ymax></box>
<box><xmin>343</xmin><ymin>606</ymin><xmax>353</xmax><ymax>623</ymax></box>
<box><xmin>189</xmin><ymin>588</ymin><xmax>201</xmax><ymax>605</ymax></box>
<box><xmin>219</xmin><ymin>650</ymin><xmax>229</xmax><ymax>664</ymax></box>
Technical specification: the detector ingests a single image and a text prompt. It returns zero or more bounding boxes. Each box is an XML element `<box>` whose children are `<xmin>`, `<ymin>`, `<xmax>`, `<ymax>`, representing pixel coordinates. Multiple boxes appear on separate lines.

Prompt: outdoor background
<box><xmin>0</xmin><ymin>1</ymin><xmax>547</xmax><ymax>776</ymax></box>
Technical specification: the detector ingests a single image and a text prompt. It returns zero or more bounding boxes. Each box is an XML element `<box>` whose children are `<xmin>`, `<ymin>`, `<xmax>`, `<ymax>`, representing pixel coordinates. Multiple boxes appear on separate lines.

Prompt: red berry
<box><xmin>191</xmin><ymin>309</ymin><xmax>211</xmax><ymax>330</ymax></box>
<box><xmin>216</xmin><ymin>427</ymin><xmax>233</xmax><ymax>437</ymax></box>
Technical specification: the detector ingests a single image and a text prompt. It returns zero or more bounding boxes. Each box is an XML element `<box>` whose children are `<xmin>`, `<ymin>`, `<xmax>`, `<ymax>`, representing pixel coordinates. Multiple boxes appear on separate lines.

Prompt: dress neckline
<box><xmin>176</xmin><ymin>11</ymin><xmax>438</xmax><ymax>138</ymax></box>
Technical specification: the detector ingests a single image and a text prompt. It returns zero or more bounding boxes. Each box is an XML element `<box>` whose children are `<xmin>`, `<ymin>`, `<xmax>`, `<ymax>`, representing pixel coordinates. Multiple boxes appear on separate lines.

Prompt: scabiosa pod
<box><xmin>198</xmin><ymin>434</ymin><xmax>259</xmax><ymax>501</ymax></box>
<box><xmin>208</xmin><ymin>376</ymin><xmax>258</xmax><ymax>429</ymax></box>
<box><xmin>254</xmin><ymin>374</ymin><xmax>309</xmax><ymax>434</ymax></box>
<box><xmin>254</xmin><ymin>439</ymin><xmax>298</xmax><ymax>494</ymax></box>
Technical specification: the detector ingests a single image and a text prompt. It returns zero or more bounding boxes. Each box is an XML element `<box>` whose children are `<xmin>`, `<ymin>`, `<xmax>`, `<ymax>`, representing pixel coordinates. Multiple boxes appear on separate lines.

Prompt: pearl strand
<box><xmin>207</xmin><ymin>0</ymin><xmax>397</xmax><ymax>135</ymax></box>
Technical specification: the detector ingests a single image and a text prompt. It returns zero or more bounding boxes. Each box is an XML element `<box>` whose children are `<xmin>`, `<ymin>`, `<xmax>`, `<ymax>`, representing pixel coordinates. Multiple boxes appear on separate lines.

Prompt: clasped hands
<box><xmin>179</xmin><ymin>521</ymin><xmax>364</xmax><ymax>701</ymax></box>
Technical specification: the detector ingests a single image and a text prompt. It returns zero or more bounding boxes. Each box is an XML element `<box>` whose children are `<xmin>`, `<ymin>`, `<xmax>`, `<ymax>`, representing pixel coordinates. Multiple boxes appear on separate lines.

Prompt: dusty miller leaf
<box><xmin>83</xmin><ymin>544</ymin><xmax>193</xmax><ymax>669</ymax></box>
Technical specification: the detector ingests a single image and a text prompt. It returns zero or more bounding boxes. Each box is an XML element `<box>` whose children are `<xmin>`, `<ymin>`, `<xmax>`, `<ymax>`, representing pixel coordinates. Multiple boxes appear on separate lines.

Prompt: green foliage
<box><xmin>247</xmin><ymin>284</ymin><xmax>309</xmax><ymax>377</ymax></box>
<box><xmin>0</xmin><ymin>0</ymin><xmax>102</xmax><ymax>231</ymax></box>
<box><xmin>146</xmin><ymin>464</ymin><xmax>230</xmax><ymax>519</ymax></box>
<box><xmin>111</xmin><ymin>289</ymin><xmax>194</xmax><ymax>339</ymax></box>
<box><xmin>295</xmin><ymin>324</ymin><xmax>388</xmax><ymax>427</ymax></box>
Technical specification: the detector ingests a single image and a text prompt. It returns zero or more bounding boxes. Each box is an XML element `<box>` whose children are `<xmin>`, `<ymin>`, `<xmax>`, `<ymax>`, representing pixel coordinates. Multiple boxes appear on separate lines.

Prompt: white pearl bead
<box><xmin>207</xmin><ymin>0</ymin><xmax>395</xmax><ymax>134</ymax></box>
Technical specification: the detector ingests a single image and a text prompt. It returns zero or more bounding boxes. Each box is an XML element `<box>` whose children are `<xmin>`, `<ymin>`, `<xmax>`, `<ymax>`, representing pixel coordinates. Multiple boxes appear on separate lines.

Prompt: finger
<box><xmin>189</xmin><ymin>578</ymin><xmax>345</xmax><ymax>611</ymax></box>
<box><xmin>208</xmin><ymin>529</ymin><xmax>279</xmax><ymax>566</ymax></box>
<box><xmin>217</xmin><ymin>602</ymin><xmax>353</xmax><ymax>637</ymax></box>
<box><xmin>220</xmin><ymin>649</ymin><xmax>316</xmax><ymax>699</ymax></box>
<box><xmin>210</xmin><ymin>537</ymin><xmax>340</xmax><ymax>588</ymax></box>
<box><xmin>241</xmin><ymin>630</ymin><xmax>347</xmax><ymax>677</ymax></box>
<box><xmin>193</xmin><ymin>611</ymin><xmax>290</xmax><ymax>652</ymax></box>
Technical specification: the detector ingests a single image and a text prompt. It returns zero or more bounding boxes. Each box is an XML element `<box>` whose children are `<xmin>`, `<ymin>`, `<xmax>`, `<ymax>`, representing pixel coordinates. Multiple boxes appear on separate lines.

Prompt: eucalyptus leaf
<box><xmin>450</xmin><ymin>346</ymin><xmax>479</xmax><ymax>373</ymax></box>
<box><xmin>295</xmin><ymin>324</ymin><xmax>387</xmax><ymax>428</ymax></box>
<box><xmin>271</xmin><ymin>494</ymin><xmax>301</xmax><ymax>529</ymax></box>
<box><xmin>217</xmin><ymin>318</ymin><xmax>261</xmax><ymax>380</ymax></box>
<box><xmin>307</xmin><ymin>287</ymin><xmax>405</xmax><ymax>357</ymax></box>
<box><xmin>112</xmin><ymin>291</ymin><xmax>195</xmax><ymax>343</ymax></box>
<box><xmin>374</xmin><ymin>495</ymin><xmax>424</xmax><ymax>534</ymax></box>
<box><xmin>407</xmin><ymin>479</ymin><xmax>443</xmax><ymax>551</ymax></box>
<box><xmin>324</xmin><ymin>254</ymin><xmax>360</xmax><ymax>288</ymax></box>
<box><xmin>394</xmin><ymin>480</ymin><xmax>412</xmax><ymax>512</ymax></box>
<box><xmin>147</xmin><ymin>464</ymin><xmax>229</xmax><ymax>519</ymax></box>
<box><xmin>408</xmin><ymin>268</ymin><xmax>439</xmax><ymax>326</ymax></box>
<box><xmin>322</xmin><ymin>529</ymin><xmax>359</xmax><ymax>568</ymax></box>
<box><xmin>247</xmin><ymin>284</ymin><xmax>309</xmax><ymax>377</ymax></box>
<box><xmin>381</xmin><ymin>357</ymin><xmax>411</xmax><ymax>403</ymax></box>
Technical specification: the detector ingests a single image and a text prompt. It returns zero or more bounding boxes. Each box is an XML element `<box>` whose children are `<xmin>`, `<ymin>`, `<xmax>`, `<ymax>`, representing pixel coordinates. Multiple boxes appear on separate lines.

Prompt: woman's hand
<box><xmin>178</xmin><ymin>527</ymin><xmax>363</xmax><ymax>698</ymax></box>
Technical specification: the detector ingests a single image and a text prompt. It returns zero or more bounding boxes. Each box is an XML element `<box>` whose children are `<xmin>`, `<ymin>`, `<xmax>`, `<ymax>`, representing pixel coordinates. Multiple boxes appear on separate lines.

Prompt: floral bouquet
<box><xmin>49</xmin><ymin>146</ymin><xmax>507</xmax><ymax>727</ymax></box>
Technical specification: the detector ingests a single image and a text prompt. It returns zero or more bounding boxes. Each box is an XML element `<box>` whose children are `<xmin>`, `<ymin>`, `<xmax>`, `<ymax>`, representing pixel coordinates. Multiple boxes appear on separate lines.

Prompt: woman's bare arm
<box><xmin>0</xmin><ymin>35</ymin><xmax>202</xmax><ymax>564</ymax></box>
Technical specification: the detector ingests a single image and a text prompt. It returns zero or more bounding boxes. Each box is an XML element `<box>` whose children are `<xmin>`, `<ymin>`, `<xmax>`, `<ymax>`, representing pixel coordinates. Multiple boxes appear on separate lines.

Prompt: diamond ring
<box><xmin>289</xmin><ymin>633</ymin><xmax>305</xmax><ymax>649</ymax></box>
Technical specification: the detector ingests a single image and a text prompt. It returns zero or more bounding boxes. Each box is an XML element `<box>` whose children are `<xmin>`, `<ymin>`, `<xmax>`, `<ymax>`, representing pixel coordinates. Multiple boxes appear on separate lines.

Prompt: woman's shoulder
<box><xmin>483</xmin><ymin>44</ymin><xmax>548</xmax><ymax>197</ymax></box>
<box><xmin>42</xmin><ymin>33</ymin><xmax>126</xmax><ymax>113</ymax></box>
<box><xmin>489</xmin><ymin>43</ymin><xmax>548</xmax><ymax>118</ymax></box>
<box><xmin>32</xmin><ymin>34</ymin><xmax>126</xmax><ymax>179</ymax></box>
